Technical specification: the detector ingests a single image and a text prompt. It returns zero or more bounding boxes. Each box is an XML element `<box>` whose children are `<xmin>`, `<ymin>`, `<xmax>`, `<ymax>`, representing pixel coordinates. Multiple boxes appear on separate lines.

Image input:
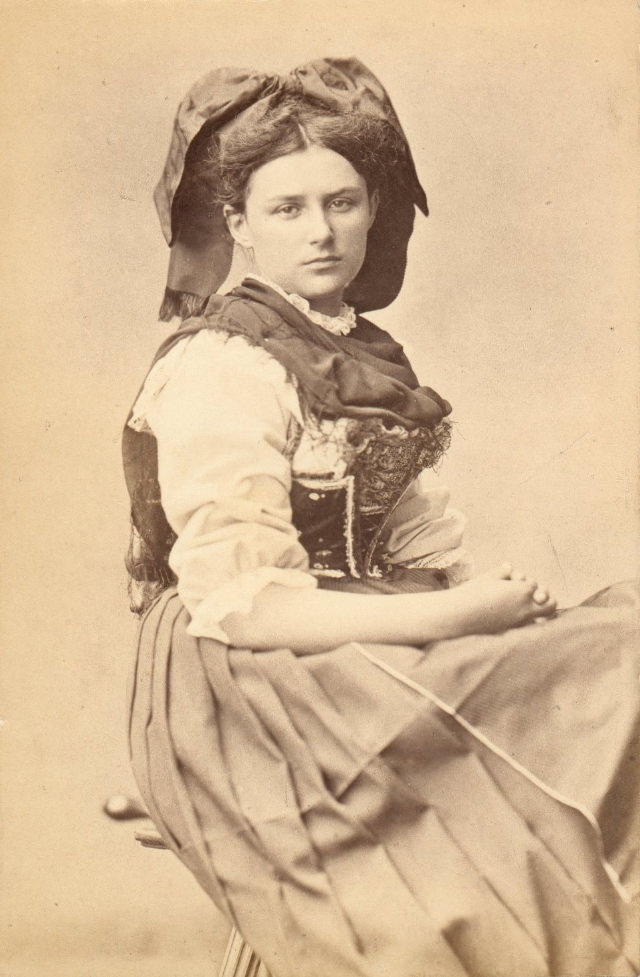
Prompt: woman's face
<box><xmin>224</xmin><ymin>145</ymin><xmax>378</xmax><ymax>315</ymax></box>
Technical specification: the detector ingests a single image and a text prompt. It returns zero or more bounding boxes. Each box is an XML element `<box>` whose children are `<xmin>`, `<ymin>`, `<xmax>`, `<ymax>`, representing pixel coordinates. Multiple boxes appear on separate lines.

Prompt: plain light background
<box><xmin>1</xmin><ymin>1</ymin><xmax>638</xmax><ymax>974</ymax></box>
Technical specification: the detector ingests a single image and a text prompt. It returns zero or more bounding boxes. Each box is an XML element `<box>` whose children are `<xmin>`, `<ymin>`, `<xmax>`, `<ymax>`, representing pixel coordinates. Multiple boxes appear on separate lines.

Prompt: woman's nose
<box><xmin>306</xmin><ymin>207</ymin><xmax>333</xmax><ymax>244</ymax></box>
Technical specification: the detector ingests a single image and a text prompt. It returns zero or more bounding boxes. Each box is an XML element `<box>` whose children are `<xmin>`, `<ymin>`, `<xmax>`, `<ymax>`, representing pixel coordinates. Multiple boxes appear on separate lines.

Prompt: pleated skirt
<box><xmin>128</xmin><ymin>581</ymin><xmax>639</xmax><ymax>977</ymax></box>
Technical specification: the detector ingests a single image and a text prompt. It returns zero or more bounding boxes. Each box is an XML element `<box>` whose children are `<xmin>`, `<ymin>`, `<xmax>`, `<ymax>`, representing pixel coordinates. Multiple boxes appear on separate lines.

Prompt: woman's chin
<box><xmin>289</xmin><ymin>272</ymin><xmax>350</xmax><ymax>311</ymax></box>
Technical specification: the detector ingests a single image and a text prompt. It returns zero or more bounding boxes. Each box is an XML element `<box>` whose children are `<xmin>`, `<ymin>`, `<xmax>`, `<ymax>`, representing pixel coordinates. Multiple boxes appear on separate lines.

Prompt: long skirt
<box><xmin>128</xmin><ymin>580</ymin><xmax>639</xmax><ymax>977</ymax></box>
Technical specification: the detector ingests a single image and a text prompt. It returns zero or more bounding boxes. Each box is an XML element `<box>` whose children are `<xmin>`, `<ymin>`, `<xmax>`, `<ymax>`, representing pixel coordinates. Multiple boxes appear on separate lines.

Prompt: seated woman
<box><xmin>123</xmin><ymin>58</ymin><xmax>639</xmax><ymax>977</ymax></box>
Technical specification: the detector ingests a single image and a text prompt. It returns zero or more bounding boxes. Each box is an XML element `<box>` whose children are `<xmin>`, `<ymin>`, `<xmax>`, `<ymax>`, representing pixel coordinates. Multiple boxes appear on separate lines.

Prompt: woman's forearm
<box><xmin>221</xmin><ymin>583</ymin><xmax>459</xmax><ymax>652</ymax></box>
<box><xmin>220</xmin><ymin>570</ymin><xmax>558</xmax><ymax>652</ymax></box>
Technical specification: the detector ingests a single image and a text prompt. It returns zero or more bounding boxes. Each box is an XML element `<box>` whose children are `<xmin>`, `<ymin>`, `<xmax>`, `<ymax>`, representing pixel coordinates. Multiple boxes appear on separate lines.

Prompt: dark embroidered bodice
<box><xmin>291</xmin><ymin>419</ymin><xmax>448</xmax><ymax>580</ymax></box>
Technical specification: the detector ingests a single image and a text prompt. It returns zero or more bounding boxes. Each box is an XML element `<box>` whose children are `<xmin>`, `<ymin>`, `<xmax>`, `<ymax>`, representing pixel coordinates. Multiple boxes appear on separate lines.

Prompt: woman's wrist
<box><xmin>405</xmin><ymin>589</ymin><xmax>467</xmax><ymax>644</ymax></box>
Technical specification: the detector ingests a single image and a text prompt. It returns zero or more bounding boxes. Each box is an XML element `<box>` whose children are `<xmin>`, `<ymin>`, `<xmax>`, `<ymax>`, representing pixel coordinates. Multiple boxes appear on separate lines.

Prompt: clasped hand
<box><xmin>448</xmin><ymin>562</ymin><xmax>558</xmax><ymax>635</ymax></box>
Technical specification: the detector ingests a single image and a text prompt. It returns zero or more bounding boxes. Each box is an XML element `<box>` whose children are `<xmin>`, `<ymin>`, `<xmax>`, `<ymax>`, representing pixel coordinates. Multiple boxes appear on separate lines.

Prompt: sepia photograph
<box><xmin>1</xmin><ymin>1</ymin><xmax>639</xmax><ymax>975</ymax></box>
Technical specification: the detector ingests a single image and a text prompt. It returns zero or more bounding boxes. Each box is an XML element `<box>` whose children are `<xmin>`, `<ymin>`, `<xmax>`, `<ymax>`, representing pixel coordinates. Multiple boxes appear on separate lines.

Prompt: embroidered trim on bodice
<box><xmin>290</xmin><ymin>415</ymin><xmax>450</xmax><ymax>579</ymax></box>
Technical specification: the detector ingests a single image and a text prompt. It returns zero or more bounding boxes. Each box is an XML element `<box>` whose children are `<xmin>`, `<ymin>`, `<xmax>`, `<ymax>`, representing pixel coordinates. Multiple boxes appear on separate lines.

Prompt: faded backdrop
<box><xmin>1</xmin><ymin>1</ymin><xmax>638</xmax><ymax>975</ymax></box>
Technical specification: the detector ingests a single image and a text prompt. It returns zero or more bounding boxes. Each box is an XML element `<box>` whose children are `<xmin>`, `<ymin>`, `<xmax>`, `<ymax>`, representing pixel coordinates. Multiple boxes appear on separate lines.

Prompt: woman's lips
<box><xmin>303</xmin><ymin>256</ymin><xmax>341</xmax><ymax>267</ymax></box>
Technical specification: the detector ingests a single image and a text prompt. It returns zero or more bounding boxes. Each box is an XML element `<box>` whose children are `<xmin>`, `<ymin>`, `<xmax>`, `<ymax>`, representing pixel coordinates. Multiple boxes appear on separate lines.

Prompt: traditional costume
<box><xmin>124</xmin><ymin>59</ymin><xmax>639</xmax><ymax>977</ymax></box>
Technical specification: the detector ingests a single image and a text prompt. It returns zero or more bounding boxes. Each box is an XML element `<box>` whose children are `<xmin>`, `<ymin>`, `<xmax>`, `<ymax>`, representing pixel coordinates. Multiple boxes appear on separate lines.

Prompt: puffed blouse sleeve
<box><xmin>383</xmin><ymin>477</ymin><xmax>474</xmax><ymax>585</ymax></box>
<box><xmin>130</xmin><ymin>329</ymin><xmax>316</xmax><ymax>643</ymax></box>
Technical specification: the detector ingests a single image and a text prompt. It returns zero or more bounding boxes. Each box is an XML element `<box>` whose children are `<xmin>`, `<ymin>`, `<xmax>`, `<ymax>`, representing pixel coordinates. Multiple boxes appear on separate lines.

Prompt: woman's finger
<box><xmin>534</xmin><ymin>598</ymin><xmax>558</xmax><ymax>619</ymax></box>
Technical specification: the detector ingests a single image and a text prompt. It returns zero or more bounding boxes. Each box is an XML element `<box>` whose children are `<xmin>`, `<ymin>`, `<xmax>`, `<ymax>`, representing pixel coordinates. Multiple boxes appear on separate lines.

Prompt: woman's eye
<box><xmin>329</xmin><ymin>198</ymin><xmax>353</xmax><ymax>211</ymax></box>
<box><xmin>275</xmin><ymin>204</ymin><xmax>300</xmax><ymax>218</ymax></box>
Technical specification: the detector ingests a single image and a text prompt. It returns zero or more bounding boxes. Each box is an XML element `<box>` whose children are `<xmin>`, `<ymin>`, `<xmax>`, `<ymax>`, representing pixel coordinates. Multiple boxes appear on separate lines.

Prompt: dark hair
<box><xmin>213</xmin><ymin>93</ymin><xmax>409</xmax><ymax>210</ymax></box>
<box><xmin>175</xmin><ymin>93</ymin><xmax>411</xmax><ymax>228</ymax></box>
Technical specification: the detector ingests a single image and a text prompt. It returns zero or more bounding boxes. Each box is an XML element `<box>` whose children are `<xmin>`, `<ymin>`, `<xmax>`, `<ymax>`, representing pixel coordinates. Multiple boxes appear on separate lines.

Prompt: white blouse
<box><xmin>129</xmin><ymin>328</ymin><xmax>472</xmax><ymax>642</ymax></box>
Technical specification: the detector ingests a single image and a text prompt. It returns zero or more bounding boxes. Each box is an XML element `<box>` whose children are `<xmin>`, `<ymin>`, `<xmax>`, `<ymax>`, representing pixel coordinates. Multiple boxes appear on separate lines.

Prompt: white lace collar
<box><xmin>245</xmin><ymin>275</ymin><xmax>357</xmax><ymax>336</ymax></box>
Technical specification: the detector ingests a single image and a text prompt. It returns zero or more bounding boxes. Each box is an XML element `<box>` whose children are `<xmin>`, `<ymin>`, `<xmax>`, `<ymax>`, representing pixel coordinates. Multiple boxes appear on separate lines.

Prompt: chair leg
<box><xmin>103</xmin><ymin>802</ymin><xmax>269</xmax><ymax>977</ymax></box>
<box><xmin>219</xmin><ymin>927</ymin><xmax>271</xmax><ymax>977</ymax></box>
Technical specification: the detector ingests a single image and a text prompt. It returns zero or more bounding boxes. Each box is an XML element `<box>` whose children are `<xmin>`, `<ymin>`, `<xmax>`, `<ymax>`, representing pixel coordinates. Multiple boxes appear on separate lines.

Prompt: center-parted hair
<box><xmin>175</xmin><ymin>93</ymin><xmax>412</xmax><ymax>230</ymax></box>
